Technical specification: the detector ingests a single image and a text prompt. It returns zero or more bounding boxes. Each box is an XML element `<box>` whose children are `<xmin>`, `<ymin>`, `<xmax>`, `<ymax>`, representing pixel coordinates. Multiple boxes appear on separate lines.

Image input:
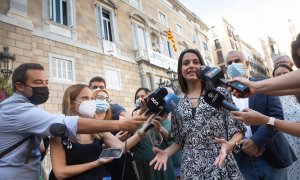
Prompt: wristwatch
<box><xmin>266</xmin><ymin>117</ymin><xmax>276</xmax><ymax>131</ymax></box>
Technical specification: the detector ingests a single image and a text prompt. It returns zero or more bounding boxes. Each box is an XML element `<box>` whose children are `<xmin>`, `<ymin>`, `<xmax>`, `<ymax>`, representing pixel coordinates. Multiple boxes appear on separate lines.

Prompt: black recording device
<box><xmin>132</xmin><ymin>87</ymin><xmax>169</xmax><ymax>113</ymax></box>
<box><xmin>197</xmin><ymin>65</ymin><xmax>249</xmax><ymax>95</ymax></box>
<box><xmin>204</xmin><ymin>88</ymin><xmax>240</xmax><ymax>111</ymax></box>
<box><xmin>49</xmin><ymin>123</ymin><xmax>72</xmax><ymax>149</ymax></box>
<box><xmin>49</xmin><ymin>123</ymin><xmax>67</xmax><ymax>137</ymax></box>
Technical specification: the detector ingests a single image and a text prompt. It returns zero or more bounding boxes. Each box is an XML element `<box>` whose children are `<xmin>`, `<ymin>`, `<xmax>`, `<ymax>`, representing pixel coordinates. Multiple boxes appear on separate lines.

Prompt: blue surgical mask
<box><xmin>135</xmin><ymin>99</ymin><xmax>141</xmax><ymax>108</ymax></box>
<box><xmin>227</xmin><ymin>63</ymin><xmax>245</xmax><ymax>78</ymax></box>
<box><xmin>95</xmin><ymin>99</ymin><xmax>110</xmax><ymax>113</ymax></box>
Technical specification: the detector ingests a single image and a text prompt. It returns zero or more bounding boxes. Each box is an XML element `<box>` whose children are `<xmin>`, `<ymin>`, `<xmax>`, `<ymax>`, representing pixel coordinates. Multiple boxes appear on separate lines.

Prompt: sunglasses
<box><xmin>91</xmin><ymin>85</ymin><xmax>105</xmax><ymax>90</ymax></box>
<box><xmin>95</xmin><ymin>95</ymin><xmax>112</xmax><ymax>103</ymax></box>
<box><xmin>227</xmin><ymin>59</ymin><xmax>242</xmax><ymax>65</ymax></box>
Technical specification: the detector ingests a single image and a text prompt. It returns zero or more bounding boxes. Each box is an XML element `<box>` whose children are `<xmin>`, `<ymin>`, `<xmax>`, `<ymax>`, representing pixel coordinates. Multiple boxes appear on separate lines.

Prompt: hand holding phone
<box><xmin>99</xmin><ymin>148</ymin><xmax>123</xmax><ymax>159</ymax></box>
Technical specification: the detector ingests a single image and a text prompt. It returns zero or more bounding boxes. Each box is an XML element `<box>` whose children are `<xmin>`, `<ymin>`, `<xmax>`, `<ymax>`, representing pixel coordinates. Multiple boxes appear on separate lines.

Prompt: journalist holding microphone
<box><xmin>0</xmin><ymin>63</ymin><xmax>145</xmax><ymax>179</ymax></box>
<box><xmin>224</xmin><ymin>50</ymin><xmax>296</xmax><ymax>180</ymax></box>
<box><xmin>228</xmin><ymin>33</ymin><xmax>300</xmax><ymax>137</ymax></box>
<box><xmin>49</xmin><ymin>85</ymin><xmax>155</xmax><ymax>180</ymax></box>
<box><xmin>150</xmin><ymin>49</ymin><xmax>246</xmax><ymax>179</ymax></box>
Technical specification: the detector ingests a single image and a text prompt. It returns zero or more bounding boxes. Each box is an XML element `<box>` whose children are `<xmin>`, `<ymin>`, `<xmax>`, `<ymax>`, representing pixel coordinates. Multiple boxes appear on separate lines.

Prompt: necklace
<box><xmin>188</xmin><ymin>96</ymin><xmax>200</xmax><ymax>100</ymax></box>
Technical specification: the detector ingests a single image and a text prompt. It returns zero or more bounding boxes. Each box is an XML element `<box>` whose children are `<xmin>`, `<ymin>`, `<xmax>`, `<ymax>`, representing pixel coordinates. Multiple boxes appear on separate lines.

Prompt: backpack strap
<box><xmin>24</xmin><ymin>135</ymin><xmax>35</xmax><ymax>164</ymax></box>
<box><xmin>0</xmin><ymin>135</ymin><xmax>34</xmax><ymax>159</ymax></box>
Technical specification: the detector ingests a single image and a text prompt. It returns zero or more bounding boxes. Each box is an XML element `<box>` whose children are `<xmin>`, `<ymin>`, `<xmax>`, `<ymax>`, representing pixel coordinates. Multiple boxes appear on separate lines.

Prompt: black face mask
<box><xmin>25</xmin><ymin>85</ymin><xmax>50</xmax><ymax>105</ymax></box>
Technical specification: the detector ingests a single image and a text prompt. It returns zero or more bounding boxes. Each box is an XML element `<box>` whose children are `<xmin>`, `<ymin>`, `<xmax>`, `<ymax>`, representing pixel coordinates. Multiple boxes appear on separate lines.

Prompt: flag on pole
<box><xmin>167</xmin><ymin>30</ymin><xmax>177</xmax><ymax>52</ymax></box>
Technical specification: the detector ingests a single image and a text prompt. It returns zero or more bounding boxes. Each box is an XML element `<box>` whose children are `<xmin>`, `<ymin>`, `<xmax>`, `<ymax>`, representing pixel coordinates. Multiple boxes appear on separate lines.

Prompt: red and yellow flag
<box><xmin>167</xmin><ymin>30</ymin><xmax>177</xmax><ymax>52</ymax></box>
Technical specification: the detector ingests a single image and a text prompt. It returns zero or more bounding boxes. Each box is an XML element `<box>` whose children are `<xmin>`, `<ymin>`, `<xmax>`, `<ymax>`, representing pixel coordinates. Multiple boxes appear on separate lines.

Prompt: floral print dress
<box><xmin>171</xmin><ymin>88</ymin><xmax>246</xmax><ymax>180</ymax></box>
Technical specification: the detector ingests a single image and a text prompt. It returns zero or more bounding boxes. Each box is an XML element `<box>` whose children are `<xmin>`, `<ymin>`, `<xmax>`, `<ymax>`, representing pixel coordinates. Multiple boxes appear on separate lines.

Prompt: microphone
<box><xmin>136</xmin><ymin>87</ymin><xmax>171</xmax><ymax>116</ymax></box>
<box><xmin>162</xmin><ymin>93</ymin><xmax>179</xmax><ymax>114</ymax></box>
<box><xmin>197</xmin><ymin>65</ymin><xmax>249</xmax><ymax>95</ymax></box>
<box><xmin>49</xmin><ymin>123</ymin><xmax>67</xmax><ymax>137</ymax></box>
<box><xmin>144</xmin><ymin>93</ymin><xmax>179</xmax><ymax>132</ymax></box>
<box><xmin>143</xmin><ymin>93</ymin><xmax>166</xmax><ymax>132</ymax></box>
<box><xmin>204</xmin><ymin>88</ymin><xmax>240</xmax><ymax>111</ymax></box>
<box><xmin>49</xmin><ymin>123</ymin><xmax>72</xmax><ymax>149</ymax></box>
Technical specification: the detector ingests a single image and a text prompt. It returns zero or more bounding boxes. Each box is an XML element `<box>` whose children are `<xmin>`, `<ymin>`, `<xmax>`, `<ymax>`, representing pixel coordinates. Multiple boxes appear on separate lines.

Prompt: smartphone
<box><xmin>99</xmin><ymin>148</ymin><xmax>123</xmax><ymax>159</ymax></box>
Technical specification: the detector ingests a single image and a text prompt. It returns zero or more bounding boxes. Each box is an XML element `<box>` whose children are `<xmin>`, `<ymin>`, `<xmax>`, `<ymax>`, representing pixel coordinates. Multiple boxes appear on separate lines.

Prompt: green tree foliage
<box><xmin>0</xmin><ymin>76</ymin><xmax>13</xmax><ymax>97</ymax></box>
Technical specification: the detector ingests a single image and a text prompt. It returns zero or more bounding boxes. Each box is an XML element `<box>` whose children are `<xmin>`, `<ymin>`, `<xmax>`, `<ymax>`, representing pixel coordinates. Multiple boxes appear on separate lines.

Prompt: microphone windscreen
<box><xmin>196</xmin><ymin>65</ymin><xmax>211</xmax><ymax>80</ymax></box>
<box><xmin>203</xmin><ymin>89</ymin><xmax>224</xmax><ymax>108</ymax></box>
<box><xmin>156</xmin><ymin>87</ymin><xmax>169</xmax><ymax>98</ymax></box>
<box><xmin>146</xmin><ymin>93</ymin><xmax>166</xmax><ymax>114</ymax></box>
<box><xmin>50</xmin><ymin>123</ymin><xmax>67</xmax><ymax>137</ymax></box>
<box><xmin>163</xmin><ymin>94</ymin><xmax>179</xmax><ymax>114</ymax></box>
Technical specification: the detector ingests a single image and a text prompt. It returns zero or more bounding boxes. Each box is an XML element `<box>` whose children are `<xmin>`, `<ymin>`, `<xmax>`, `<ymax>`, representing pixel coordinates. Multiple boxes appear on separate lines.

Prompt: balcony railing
<box><xmin>135</xmin><ymin>48</ymin><xmax>177</xmax><ymax>72</ymax></box>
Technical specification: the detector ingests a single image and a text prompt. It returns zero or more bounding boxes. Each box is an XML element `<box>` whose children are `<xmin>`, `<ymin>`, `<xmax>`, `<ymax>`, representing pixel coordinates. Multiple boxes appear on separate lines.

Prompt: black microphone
<box><xmin>143</xmin><ymin>93</ymin><xmax>166</xmax><ymax>132</ymax></box>
<box><xmin>49</xmin><ymin>123</ymin><xmax>67</xmax><ymax>137</ymax></box>
<box><xmin>204</xmin><ymin>88</ymin><xmax>240</xmax><ymax>111</ymax></box>
<box><xmin>197</xmin><ymin>65</ymin><xmax>249</xmax><ymax>95</ymax></box>
<box><xmin>132</xmin><ymin>87</ymin><xmax>170</xmax><ymax>114</ymax></box>
<box><xmin>135</xmin><ymin>87</ymin><xmax>174</xmax><ymax>132</ymax></box>
<box><xmin>144</xmin><ymin>93</ymin><xmax>180</xmax><ymax>132</ymax></box>
<box><xmin>49</xmin><ymin>123</ymin><xmax>72</xmax><ymax>149</ymax></box>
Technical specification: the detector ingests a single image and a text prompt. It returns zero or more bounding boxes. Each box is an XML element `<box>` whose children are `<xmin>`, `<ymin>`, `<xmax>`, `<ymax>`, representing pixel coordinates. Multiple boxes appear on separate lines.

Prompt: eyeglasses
<box><xmin>227</xmin><ymin>59</ymin><xmax>242</xmax><ymax>65</ymax></box>
<box><xmin>91</xmin><ymin>86</ymin><xmax>105</xmax><ymax>90</ymax></box>
<box><xmin>95</xmin><ymin>95</ymin><xmax>112</xmax><ymax>103</ymax></box>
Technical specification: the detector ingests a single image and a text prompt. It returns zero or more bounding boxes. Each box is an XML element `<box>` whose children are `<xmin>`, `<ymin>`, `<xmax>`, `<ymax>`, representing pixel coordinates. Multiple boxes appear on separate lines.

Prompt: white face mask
<box><xmin>78</xmin><ymin>100</ymin><xmax>96</xmax><ymax>118</ymax></box>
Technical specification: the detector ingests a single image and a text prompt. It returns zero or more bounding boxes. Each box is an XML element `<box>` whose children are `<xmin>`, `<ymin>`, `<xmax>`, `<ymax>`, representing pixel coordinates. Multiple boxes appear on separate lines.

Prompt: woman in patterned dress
<box><xmin>273</xmin><ymin>64</ymin><xmax>300</xmax><ymax>180</ymax></box>
<box><xmin>150</xmin><ymin>49</ymin><xmax>246</xmax><ymax>179</ymax></box>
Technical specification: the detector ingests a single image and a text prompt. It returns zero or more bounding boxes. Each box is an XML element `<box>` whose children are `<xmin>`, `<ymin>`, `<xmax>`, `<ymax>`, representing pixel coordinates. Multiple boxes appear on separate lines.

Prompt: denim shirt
<box><xmin>0</xmin><ymin>93</ymin><xmax>79</xmax><ymax>179</ymax></box>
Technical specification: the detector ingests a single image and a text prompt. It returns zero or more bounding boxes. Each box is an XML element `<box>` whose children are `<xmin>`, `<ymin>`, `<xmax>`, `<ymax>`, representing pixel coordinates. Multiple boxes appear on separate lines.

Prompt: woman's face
<box><xmin>136</xmin><ymin>90</ymin><xmax>148</xmax><ymax>102</ymax></box>
<box><xmin>274</xmin><ymin>67</ymin><xmax>291</xmax><ymax>77</ymax></box>
<box><xmin>73</xmin><ymin>87</ymin><xmax>93</xmax><ymax>112</ymax></box>
<box><xmin>95</xmin><ymin>91</ymin><xmax>111</xmax><ymax>103</ymax></box>
<box><xmin>181</xmin><ymin>52</ymin><xmax>201</xmax><ymax>81</ymax></box>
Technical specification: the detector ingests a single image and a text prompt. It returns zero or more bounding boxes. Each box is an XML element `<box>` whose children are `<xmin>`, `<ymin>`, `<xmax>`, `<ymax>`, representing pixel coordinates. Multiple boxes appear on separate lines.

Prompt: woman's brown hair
<box><xmin>272</xmin><ymin>63</ymin><xmax>293</xmax><ymax>77</ymax></box>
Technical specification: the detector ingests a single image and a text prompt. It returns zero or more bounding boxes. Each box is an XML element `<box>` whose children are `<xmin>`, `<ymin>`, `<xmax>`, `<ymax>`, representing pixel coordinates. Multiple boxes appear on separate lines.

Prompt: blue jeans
<box><xmin>234</xmin><ymin>152</ymin><xmax>287</xmax><ymax>180</ymax></box>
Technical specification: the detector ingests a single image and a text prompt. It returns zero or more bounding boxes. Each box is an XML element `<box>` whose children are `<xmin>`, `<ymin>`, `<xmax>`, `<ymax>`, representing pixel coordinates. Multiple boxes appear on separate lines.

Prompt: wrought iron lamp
<box><xmin>157</xmin><ymin>67</ymin><xmax>180</xmax><ymax>94</ymax></box>
<box><xmin>0</xmin><ymin>46</ymin><xmax>15</xmax><ymax>79</ymax></box>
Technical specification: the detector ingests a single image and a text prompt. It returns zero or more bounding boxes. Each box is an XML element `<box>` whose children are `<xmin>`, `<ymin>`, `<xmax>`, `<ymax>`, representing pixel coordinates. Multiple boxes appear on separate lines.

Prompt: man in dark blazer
<box><xmin>225</xmin><ymin>51</ymin><xmax>296</xmax><ymax>180</ymax></box>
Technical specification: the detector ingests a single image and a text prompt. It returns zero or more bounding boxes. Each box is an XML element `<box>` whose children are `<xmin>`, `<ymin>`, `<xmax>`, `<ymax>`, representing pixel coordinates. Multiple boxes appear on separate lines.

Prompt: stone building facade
<box><xmin>0</xmin><ymin>0</ymin><xmax>211</xmax><ymax>113</ymax></box>
<box><xmin>207</xmin><ymin>15</ymin><xmax>269</xmax><ymax>78</ymax></box>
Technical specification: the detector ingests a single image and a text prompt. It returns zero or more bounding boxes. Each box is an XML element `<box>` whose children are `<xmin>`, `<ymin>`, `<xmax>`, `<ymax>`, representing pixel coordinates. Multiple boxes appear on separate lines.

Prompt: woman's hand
<box><xmin>213</xmin><ymin>137</ymin><xmax>235</xmax><ymax>168</ymax></box>
<box><xmin>115</xmin><ymin>131</ymin><xmax>129</xmax><ymax>142</ymax></box>
<box><xmin>227</xmin><ymin>77</ymin><xmax>257</xmax><ymax>98</ymax></box>
<box><xmin>231</xmin><ymin>108</ymin><xmax>269</xmax><ymax>126</ymax></box>
<box><xmin>141</xmin><ymin>115</ymin><xmax>163</xmax><ymax>131</ymax></box>
<box><xmin>94</xmin><ymin>157</ymin><xmax>114</xmax><ymax>166</ymax></box>
<box><xmin>152</xmin><ymin>117</ymin><xmax>162</xmax><ymax>132</ymax></box>
<box><xmin>149</xmin><ymin>147</ymin><xmax>169</xmax><ymax>171</ymax></box>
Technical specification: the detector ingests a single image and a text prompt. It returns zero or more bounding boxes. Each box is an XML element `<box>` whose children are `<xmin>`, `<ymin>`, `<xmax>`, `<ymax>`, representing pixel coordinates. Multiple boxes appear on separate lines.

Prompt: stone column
<box><xmin>138</xmin><ymin>62</ymin><xmax>148</xmax><ymax>88</ymax></box>
<box><xmin>149</xmin><ymin>73</ymin><xmax>156</xmax><ymax>91</ymax></box>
